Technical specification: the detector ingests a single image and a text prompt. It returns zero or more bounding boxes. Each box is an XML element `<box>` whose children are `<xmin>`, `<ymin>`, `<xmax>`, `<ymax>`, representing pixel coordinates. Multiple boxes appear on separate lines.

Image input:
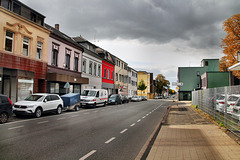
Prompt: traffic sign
<box><xmin>172</xmin><ymin>82</ymin><xmax>183</xmax><ymax>86</ymax></box>
<box><xmin>64</xmin><ymin>82</ymin><xmax>70</xmax><ymax>88</ymax></box>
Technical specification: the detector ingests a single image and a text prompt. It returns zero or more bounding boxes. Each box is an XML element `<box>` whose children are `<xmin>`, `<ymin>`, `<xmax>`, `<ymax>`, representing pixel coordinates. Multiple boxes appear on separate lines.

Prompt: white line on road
<box><xmin>8</xmin><ymin>125</ymin><xmax>24</xmax><ymax>130</ymax></box>
<box><xmin>79</xmin><ymin>150</ymin><xmax>97</xmax><ymax>160</ymax></box>
<box><xmin>57</xmin><ymin>117</ymin><xmax>66</xmax><ymax>120</ymax></box>
<box><xmin>137</xmin><ymin>119</ymin><xmax>141</xmax><ymax>122</ymax></box>
<box><xmin>142</xmin><ymin>116</ymin><xmax>146</xmax><ymax>119</ymax></box>
<box><xmin>71</xmin><ymin>115</ymin><xmax>79</xmax><ymax>117</ymax></box>
<box><xmin>120</xmin><ymin>129</ymin><xmax>128</xmax><ymax>134</ymax></box>
<box><xmin>37</xmin><ymin>121</ymin><xmax>49</xmax><ymax>124</ymax></box>
<box><xmin>130</xmin><ymin>123</ymin><xmax>136</xmax><ymax>127</ymax></box>
<box><xmin>146</xmin><ymin>114</ymin><xmax>149</xmax><ymax>116</ymax></box>
<box><xmin>105</xmin><ymin>137</ymin><xmax>116</xmax><ymax>144</ymax></box>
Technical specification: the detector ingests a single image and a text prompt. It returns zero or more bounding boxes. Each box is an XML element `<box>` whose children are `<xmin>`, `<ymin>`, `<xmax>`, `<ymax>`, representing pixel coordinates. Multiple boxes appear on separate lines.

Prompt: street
<box><xmin>0</xmin><ymin>99</ymin><xmax>172</xmax><ymax>160</ymax></box>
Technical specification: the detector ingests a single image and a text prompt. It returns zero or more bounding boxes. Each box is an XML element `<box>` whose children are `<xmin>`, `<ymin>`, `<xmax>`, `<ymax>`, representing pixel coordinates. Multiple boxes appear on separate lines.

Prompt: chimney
<box><xmin>55</xmin><ymin>24</ymin><xmax>59</xmax><ymax>30</ymax></box>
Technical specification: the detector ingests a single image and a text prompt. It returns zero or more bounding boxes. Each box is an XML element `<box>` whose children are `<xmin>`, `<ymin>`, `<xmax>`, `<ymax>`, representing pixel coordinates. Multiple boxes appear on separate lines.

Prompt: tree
<box><xmin>155</xmin><ymin>74</ymin><xmax>170</xmax><ymax>95</ymax></box>
<box><xmin>137</xmin><ymin>79</ymin><xmax>147</xmax><ymax>96</ymax></box>
<box><xmin>220</xmin><ymin>13</ymin><xmax>240</xmax><ymax>78</ymax></box>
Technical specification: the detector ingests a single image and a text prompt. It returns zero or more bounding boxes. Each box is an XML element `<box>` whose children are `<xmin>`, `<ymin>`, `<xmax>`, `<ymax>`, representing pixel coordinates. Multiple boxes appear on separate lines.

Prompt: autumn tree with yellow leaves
<box><xmin>220</xmin><ymin>14</ymin><xmax>240</xmax><ymax>78</ymax></box>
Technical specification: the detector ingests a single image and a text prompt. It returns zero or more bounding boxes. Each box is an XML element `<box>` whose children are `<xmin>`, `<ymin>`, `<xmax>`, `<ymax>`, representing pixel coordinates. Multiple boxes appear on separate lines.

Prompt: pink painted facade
<box><xmin>48</xmin><ymin>37</ymin><xmax>83</xmax><ymax>72</ymax></box>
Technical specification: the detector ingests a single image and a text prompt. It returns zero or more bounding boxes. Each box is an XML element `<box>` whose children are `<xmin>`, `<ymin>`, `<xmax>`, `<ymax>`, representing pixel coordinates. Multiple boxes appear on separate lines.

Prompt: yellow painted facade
<box><xmin>0</xmin><ymin>7</ymin><xmax>50</xmax><ymax>63</ymax></box>
<box><xmin>137</xmin><ymin>71</ymin><xmax>151</xmax><ymax>98</ymax></box>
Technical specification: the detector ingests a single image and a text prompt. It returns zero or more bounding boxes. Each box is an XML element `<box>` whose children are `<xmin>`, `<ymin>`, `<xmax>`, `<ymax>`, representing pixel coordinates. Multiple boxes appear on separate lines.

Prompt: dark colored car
<box><xmin>108</xmin><ymin>94</ymin><xmax>122</xmax><ymax>105</ymax></box>
<box><xmin>140</xmin><ymin>96</ymin><xmax>147</xmax><ymax>101</ymax></box>
<box><xmin>0</xmin><ymin>94</ymin><xmax>13</xmax><ymax>123</ymax></box>
<box><xmin>122</xmin><ymin>96</ymin><xmax>129</xmax><ymax>103</ymax></box>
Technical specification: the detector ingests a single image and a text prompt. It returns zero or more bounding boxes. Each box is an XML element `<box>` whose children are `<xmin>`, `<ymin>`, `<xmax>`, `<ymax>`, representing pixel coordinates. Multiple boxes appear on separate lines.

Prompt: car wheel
<box><xmin>115</xmin><ymin>102</ymin><xmax>118</xmax><ymax>105</ymax></box>
<box><xmin>75</xmin><ymin>105</ymin><xmax>80</xmax><ymax>111</ymax></box>
<box><xmin>56</xmin><ymin>106</ymin><xmax>62</xmax><ymax>114</ymax></box>
<box><xmin>93</xmin><ymin>103</ymin><xmax>96</xmax><ymax>108</ymax></box>
<box><xmin>0</xmin><ymin>112</ymin><xmax>8</xmax><ymax>123</ymax></box>
<box><xmin>103</xmin><ymin>101</ymin><xmax>106</xmax><ymax>107</ymax></box>
<box><xmin>35</xmin><ymin>108</ymin><xmax>42</xmax><ymax>118</ymax></box>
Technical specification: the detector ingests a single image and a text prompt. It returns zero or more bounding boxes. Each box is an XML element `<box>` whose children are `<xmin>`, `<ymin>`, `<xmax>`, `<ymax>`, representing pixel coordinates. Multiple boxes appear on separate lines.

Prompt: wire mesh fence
<box><xmin>192</xmin><ymin>85</ymin><xmax>240</xmax><ymax>138</ymax></box>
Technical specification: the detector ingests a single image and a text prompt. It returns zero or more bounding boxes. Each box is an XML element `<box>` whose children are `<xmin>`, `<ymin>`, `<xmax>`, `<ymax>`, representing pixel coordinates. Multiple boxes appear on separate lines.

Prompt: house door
<box><xmin>3</xmin><ymin>76</ymin><xmax>11</xmax><ymax>98</ymax></box>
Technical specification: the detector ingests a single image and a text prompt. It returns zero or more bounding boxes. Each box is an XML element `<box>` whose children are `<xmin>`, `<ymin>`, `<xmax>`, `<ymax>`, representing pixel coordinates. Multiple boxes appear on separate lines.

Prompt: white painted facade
<box><xmin>81</xmin><ymin>52</ymin><xmax>102</xmax><ymax>93</ymax></box>
<box><xmin>128</xmin><ymin>67</ymin><xmax>138</xmax><ymax>97</ymax></box>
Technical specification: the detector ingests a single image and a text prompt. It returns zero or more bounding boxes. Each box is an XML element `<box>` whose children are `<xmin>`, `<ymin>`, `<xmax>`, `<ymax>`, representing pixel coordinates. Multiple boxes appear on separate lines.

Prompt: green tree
<box><xmin>137</xmin><ymin>79</ymin><xmax>147</xmax><ymax>96</ymax></box>
<box><xmin>155</xmin><ymin>74</ymin><xmax>170</xmax><ymax>96</ymax></box>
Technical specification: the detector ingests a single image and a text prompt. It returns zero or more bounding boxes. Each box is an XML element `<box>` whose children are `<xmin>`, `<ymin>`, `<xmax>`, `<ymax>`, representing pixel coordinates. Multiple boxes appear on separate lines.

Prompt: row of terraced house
<box><xmin>0</xmin><ymin>0</ymin><xmax>154</xmax><ymax>103</ymax></box>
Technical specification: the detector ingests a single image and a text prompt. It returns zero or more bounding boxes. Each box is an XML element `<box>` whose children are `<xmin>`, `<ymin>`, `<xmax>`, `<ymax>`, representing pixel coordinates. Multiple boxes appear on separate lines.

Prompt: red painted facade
<box><xmin>0</xmin><ymin>52</ymin><xmax>47</xmax><ymax>93</ymax></box>
<box><xmin>102</xmin><ymin>60</ymin><xmax>114</xmax><ymax>84</ymax></box>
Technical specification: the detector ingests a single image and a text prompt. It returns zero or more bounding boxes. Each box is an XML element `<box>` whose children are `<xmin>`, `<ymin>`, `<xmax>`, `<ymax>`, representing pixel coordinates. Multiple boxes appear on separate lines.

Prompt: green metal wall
<box><xmin>207</xmin><ymin>72</ymin><xmax>229</xmax><ymax>88</ymax></box>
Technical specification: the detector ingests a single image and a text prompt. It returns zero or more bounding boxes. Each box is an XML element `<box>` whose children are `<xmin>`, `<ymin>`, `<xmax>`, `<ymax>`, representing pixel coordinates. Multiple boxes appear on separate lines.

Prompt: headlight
<box><xmin>27</xmin><ymin>105</ymin><xmax>35</xmax><ymax>108</ymax></box>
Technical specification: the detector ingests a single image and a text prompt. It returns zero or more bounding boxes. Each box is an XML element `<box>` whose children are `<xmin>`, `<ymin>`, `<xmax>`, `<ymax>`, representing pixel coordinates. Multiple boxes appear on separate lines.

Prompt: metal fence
<box><xmin>192</xmin><ymin>85</ymin><xmax>240</xmax><ymax>137</ymax></box>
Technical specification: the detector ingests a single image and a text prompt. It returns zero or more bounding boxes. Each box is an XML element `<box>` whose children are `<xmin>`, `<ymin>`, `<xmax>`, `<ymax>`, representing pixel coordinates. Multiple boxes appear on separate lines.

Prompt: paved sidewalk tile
<box><xmin>147</xmin><ymin>102</ymin><xmax>240</xmax><ymax>160</ymax></box>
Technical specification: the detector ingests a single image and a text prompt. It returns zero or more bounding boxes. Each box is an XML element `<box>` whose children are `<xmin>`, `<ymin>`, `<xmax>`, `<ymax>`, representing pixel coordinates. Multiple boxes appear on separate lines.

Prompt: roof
<box><xmin>45</xmin><ymin>24</ymin><xmax>84</xmax><ymax>51</ymax></box>
<box><xmin>229</xmin><ymin>62</ymin><xmax>240</xmax><ymax>71</ymax></box>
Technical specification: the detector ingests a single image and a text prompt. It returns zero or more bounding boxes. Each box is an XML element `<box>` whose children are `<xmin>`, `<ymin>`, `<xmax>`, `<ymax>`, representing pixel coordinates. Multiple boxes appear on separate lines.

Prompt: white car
<box><xmin>226</xmin><ymin>94</ymin><xmax>240</xmax><ymax>114</ymax></box>
<box><xmin>13</xmin><ymin>93</ymin><xmax>64</xmax><ymax>118</ymax></box>
<box><xmin>131</xmin><ymin>96</ymin><xmax>141</xmax><ymax>102</ymax></box>
<box><xmin>215</xmin><ymin>95</ymin><xmax>227</xmax><ymax>112</ymax></box>
<box><xmin>232</xmin><ymin>98</ymin><xmax>240</xmax><ymax>121</ymax></box>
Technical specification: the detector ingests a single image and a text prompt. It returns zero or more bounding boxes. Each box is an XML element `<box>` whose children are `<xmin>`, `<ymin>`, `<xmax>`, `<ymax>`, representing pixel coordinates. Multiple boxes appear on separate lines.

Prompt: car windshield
<box><xmin>132</xmin><ymin>96</ymin><xmax>138</xmax><ymax>98</ymax></box>
<box><xmin>218</xmin><ymin>96</ymin><xmax>225</xmax><ymax>100</ymax></box>
<box><xmin>87</xmin><ymin>91</ymin><xmax>96</xmax><ymax>97</ymax></box>
<box><xmin>24</xmin><ymin>95</ymin><xmax>44</xmax><ymax>101</ymax></box>
<box><xmin>110</xmin><ymin>94</ymin><xmax>117</xmax><ymax>98</ymax></box>
<box><xmin>228</xmin><ymin>96</ymin><xmax>239</xmax><ymax>101</ymax></box>
<box><xmin>82</xmin><ymin>90</ymin><xmax>89</xmax><ymax>96</ymax></box>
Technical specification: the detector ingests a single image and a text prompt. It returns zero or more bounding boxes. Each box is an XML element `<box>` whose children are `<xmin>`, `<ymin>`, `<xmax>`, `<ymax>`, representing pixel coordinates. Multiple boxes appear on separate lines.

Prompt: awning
<box><xmin>47</xmin><ymin>73</ymin><xmax>89</xmax><ymax>84</ymax></box>
<box><xmin>228</xmin><ymin>63</ymin><xmax>240</xmax><ymax>71</ymax></box>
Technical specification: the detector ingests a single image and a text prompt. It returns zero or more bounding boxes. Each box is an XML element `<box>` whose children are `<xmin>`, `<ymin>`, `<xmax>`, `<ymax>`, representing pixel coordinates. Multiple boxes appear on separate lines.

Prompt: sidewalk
<box><xmin>146</xmin><ymin>101</ymin><xmax>240</xmax><ymax>160</ymax></box>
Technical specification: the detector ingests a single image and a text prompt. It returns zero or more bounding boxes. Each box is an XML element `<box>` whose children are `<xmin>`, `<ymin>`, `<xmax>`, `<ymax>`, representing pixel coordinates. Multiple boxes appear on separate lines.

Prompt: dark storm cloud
<box><xmin>22</xmin><ymin>0</ymin><xmax>240</xmax><ymax>49</ymax></box>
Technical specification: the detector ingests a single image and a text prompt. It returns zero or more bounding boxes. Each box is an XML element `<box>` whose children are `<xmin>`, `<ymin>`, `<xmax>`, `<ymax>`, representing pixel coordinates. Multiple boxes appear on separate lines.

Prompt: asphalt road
<box><xmin>0</xmin><ymin>99</ymin><xmax>172</xmax><ymax>160</ymax></box>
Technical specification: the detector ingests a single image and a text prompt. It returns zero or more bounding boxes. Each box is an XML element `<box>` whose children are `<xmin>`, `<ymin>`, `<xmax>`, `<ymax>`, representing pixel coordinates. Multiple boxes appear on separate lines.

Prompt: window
<box><xmin>50</xmin><ymin>83</ymin><xmax>59</xmax><ymax>93</ymax></box>
<box><xmin>74</xmin><ymin>57</ymin><xmax>78</xmax><ymax>71</ymax></box>
<box><xmin>119</xmin><ymin>74</ymin><xmax>122</xmax><ymax>82</ymax></box>
<box><xmin>108</xmin><ymin>69</ymin><xmax>110</xmax><ymax>79</ymax></box>
<box><xmin>23</xmin><ymin>37</ymin><xmax>30</xmax><ymax>56</ymax></box>
<box><xmin>52</xmin><ymin>49</ymin><xmax>58</xmax><ymax>66</ymax></box>
<box><xmin>31</xmin><ymin>12</ymin><xmax>37</xmax><ymax>22</ymax></box>
<box><xmin>98</xmin><ymin>65</ymin><xmax>101</xmax><ymax>77</ymax></box>
<box><xmin>13</xmin><ymin>3</ymin><xmax>21</xmax><ymax>15</ymax></box>
<box><xmin>104</xmin><ymin>68</ymin><xmax>107</xmax><ymax>78</ymax></box>
<box><xmin>94</xmin><ymin>63</ymin><xmax>97</xmax><ymax>76</ymax></box>
<box><xmin>5</xmin><ymin>30</ymin><xmax>13</xmax><ymax>52</ymax></box>
<box><xmin>37</xmin><ymin>41</ymin><xmax>42</xmax><ymax>60</ymax></box>
<box><xmin>116</xmin><ymin>73</ymin><xmax>118</xmax><ymax>81</ymax></box>
<box><xmin>65</xmin><ymin>54</ymin><xmax>70</xmax><ymax>69</ymax></box>
<box><xmin>37</xmin><ymin>17</ymin><xmax>44</xmax><ymax>26</ymax></box>
<box><xmin>205</xmin><ymin>61</ymin><xmax>208</xmax><ymax>66</ymax></box>
<box><xmin>89</xmin><ymin>62</ymin><xmax>92</xmax><ymax>75</ymax></box>
<box><xmin>82</xmin><ymin>59</ymin><xmax>86</xmax><ymax>73</ymax></box>
<box><xmin>2</xmin><ymin>0</ymin><xmax>11</xmax><ymax>10</ymax></box>
<box><xmin>112</xmin><ymin>71</ymin><xmax>113</xmax><ymax>80</ymax></box>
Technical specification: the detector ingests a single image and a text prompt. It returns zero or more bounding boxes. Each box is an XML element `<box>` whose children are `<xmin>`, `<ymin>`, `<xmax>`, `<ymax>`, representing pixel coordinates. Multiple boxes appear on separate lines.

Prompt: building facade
<box><xmin>128</xmin><ymin>67</ymin><xmax>138</xmax><ymax>97</ymax></box>
<box><xmin>201</xmin><ymin>71</ymin><xmax>229</xmax><ymax>89</ymax></box>
<box><xmin>178</xmin><ymin>59</ymin><xmax>219</xmax><ymax>101</ymax></box>
<box><xmin>73</xmin><ymin>36</ymin><xmax>102</xmax><ymax>92</ymax></box>
<box><xmin>0</xmin><ymin>0</ymin><xmax>50</xmax><ymax>102</ymax></box>
<box><xmin>113</xmin><ymin>56</ymin><xmax>128</xmax><ymax>95</ymax></box>
<box><xmin>137</xmin><ymin>71</ymin><xmax>153</xmax><ymax>99</ymax></box>
<box><xmin>45</xmin><ymin>24</ymin><xmax>88</xmax><ymax>95</ymax></box>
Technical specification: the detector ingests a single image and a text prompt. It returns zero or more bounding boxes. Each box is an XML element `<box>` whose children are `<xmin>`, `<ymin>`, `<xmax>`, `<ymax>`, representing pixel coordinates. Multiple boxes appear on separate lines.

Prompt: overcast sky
<box><xmin>21</xmin><ymin>0</ymin><xmax>240</xmax><ymax>90</ymax></box>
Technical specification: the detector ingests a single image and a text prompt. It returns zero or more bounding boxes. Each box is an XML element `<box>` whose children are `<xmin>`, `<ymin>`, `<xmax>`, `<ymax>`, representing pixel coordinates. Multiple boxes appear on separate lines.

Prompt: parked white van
<box><xmin>80</xmin><ymin>89</ymin><xmax>108</xmax><ymax>108</ymax></box>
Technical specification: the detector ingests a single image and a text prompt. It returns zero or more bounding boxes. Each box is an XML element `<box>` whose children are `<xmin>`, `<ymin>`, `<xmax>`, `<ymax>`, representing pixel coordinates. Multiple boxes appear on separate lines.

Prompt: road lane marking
<box><xmin>137</xmin><ymin>119</ymin><xmax>141</xmax><ymax>122</ymax></box>
<box><xmin>37</xmin><ymin>121</ymin><xmax>49</xmax><ymax>124</ymax></box>
<box><xmin>79</xmin><ymin>150</ymin><xmax>97</xmax><ymax>160</ymax></box>
<box><xmin>105</xmin><ymin>137</ymin><xmax>116</xmax><ymax>144</ymax></box>
<box><xmin>130</xmin><ymin>123</ymin><xmax>136</xmax><ymax>127</ymax></box>
<box><xmin>146</xmin><ymin>114</ymin><xmax>149</xmax><ymax>116</ymax></box>
<box><xmin>57</xmin><ymin>117</ymin><xmax>66</xmax><ymax>120</ymax></box>
<box><xmin>8</xmin><ymin>125</ymin><xmax>24</xmax><ymax>130</ymax></box>
<box><xmin>120</xmin><ymin>129</ymin><xmax>128</xmax><ymax>134</ymax></box>
<box><xmin>142</xmin><ymin>116</ymin><xmax>146</xmax><ymax>119</ymax></box>
<box><xmin>71</xmin><ymin>115</ymin><xmax>79</xmax><ymax>117</ymax></box>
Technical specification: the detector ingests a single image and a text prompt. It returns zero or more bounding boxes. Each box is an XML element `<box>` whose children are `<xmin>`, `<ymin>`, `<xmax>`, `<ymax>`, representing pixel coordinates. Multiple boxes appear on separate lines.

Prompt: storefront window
<box><xmin>74</xmin><ymin>85</ymin><xmax>80</xmax><ymax>93</ymax></box>
<box><xmin>50</xmin><ymin>83</ymin><xmax>59</xmax><ymax>93</ymax></box>
<box><xmin>18</xmin><ymin>78</ymin><xmax>34</xmax><ymax>101</ymax></box>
